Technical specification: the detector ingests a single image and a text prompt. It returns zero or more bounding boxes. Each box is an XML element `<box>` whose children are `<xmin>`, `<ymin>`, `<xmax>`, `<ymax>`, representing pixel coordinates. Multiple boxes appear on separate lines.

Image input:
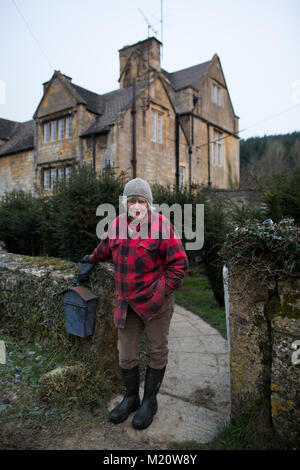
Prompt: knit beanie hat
<box><xmin>123</xmin><ymin>177</ymin><xmax>153</xmax><ymax>207</ymax></box>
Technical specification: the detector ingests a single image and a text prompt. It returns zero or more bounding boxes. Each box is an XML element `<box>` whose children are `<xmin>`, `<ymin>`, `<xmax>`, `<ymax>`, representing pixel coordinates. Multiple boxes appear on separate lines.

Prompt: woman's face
<box><xmin>127</xmin><ymin>197</ymin><xmax>148</xmax><ymax>220</ymax></box>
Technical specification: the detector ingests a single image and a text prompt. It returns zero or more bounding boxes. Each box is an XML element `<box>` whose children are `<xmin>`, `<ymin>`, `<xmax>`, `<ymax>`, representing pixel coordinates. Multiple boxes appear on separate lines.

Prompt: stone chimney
<box><xmin>119</xmin><ymin>37</ymin><xmax>162</xmax><ymax>88</ymax></box>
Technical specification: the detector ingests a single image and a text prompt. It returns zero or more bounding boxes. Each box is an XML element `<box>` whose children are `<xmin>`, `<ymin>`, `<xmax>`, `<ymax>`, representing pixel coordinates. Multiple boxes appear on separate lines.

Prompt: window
<box><xmin>179</xmin><ymin>166</ymin><xmax>185</xmax><ymax>187</ymax></box>
<box><xmin>150</xmin><ymin>109</ymin><xmax>163</xmax><ymax>143</ymax></box>
<box><xmin>157</xmin><ymin>114</ymin><xmax>162</xmax><ymax>144</ymax></box>
<box><xmin>66</xmin><ymin>116</ymin><xmax>72</xmax><ymax>138</ymax></box>
<box><xmin>212</xmin><ymin>129</ymin><xmax>223</xmax><ymax>166</ymax></box>
<box><xmin>212</xmin><ymin>83</ymin><xmax>222</xmax><ymax>106</ymax></box>
<box><xmin>44</xmin><ymin>122</ymin><xmax>50</xmax><ymax>143</ymax></box>
<box><xmin>51</xmin><ymin>168</ymin><xmax>57</xmax><ymax>186</ymax></box>
<box><xmin>43</xmin><ymin>115</ymin><xmax>73</xmax><ymax>143</ymax></box>
<box><xmin>43</xmin><ymin>169</ymin><xmax>50</xmax><ymax>189</ymax></box>
<box><xmin>43</xmin><ymin>165</ymin><xmax>73</xmax><ymax>189</ymax></box>
<box><xmin>51</xmin><ymin>120</ymin><xmax>57</xmax><ymax>141</ymax></box>
<box><xmin>151</xmin><ymin>110</ymin><xmax>156</xmax><ymax>142</ymax></box>
<box><xmin>58</xmin><ymin>119</ymin><xmax>64</xmax><ymax>140</ymax></box>
<box><xmin>58</xmin><ymin>167</ymin><xmax>65</xmax><ymax>181</ymax></box>
<box><xmin>65</xmin><ymin>166</ymin><xmax>72</xmax><ymax>181</ymax></box>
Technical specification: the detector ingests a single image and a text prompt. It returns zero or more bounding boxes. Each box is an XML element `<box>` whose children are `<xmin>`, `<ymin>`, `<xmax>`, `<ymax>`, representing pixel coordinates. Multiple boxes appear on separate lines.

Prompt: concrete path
<box><xmin>108</xmin><ymin>303</ymin><xmax>231</xmax><ymax>445</ymax></box>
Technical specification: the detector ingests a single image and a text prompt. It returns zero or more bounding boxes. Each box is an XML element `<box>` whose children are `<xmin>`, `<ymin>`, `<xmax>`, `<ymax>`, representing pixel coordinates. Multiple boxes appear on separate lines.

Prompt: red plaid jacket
<box><xmin>89</xmin><ymin>210</ymin><xmax>188</xmax><ymax>327</ymax></box>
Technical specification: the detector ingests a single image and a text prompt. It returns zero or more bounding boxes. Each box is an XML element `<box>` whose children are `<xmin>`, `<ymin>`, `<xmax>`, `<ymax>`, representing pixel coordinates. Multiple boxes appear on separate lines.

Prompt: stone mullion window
<box><xmin>43</xmin><ymin>165</ymin><xmax>73</xmax><ymax>190</ymax></box>
<box><xmin>43</xmin><ymin>115</ymin><xmax>73</xmax><ymax>143</ymax></box>
<box><xmin>212</xmin><ymin>129</ymin><xmax>223</xmax><ymax>166</ymax></box>
<box><xmin>212</xmin><ymin>82</ymin><xmax>222</xmax><ymax>106</ymax></box>
<box><xmin>150</xmin><ymin>109</ymin><xmax>163</xmax><ymax>144</ymax></box>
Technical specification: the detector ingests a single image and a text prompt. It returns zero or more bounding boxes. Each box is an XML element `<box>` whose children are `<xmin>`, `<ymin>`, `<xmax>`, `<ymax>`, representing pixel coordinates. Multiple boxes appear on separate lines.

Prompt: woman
<box><xmin>78</xmin><ymin>177</ymin><xmax>188</xmax><ymax>430</ymax></box>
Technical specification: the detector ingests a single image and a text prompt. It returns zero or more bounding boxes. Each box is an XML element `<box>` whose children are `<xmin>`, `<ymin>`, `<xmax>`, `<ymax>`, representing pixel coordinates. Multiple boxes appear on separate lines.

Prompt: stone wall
<box><xmin>0</xmin><ymin>249</ymin><xmax>120</xmax><ymax>381</ymax></box>
<box><xmin>228</xmin><ymin>269</ymin><xmax>300</xmax><ymax>445</ymax></box>
<box><xmin>205</xmin><ymin>188</ymin><xmax>263</xmax><ymax>210</ymax></box>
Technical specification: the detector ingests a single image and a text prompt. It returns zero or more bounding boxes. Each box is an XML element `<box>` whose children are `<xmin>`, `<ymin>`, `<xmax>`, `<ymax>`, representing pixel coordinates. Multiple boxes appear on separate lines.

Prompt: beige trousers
<box><xmin>117</xmin><ymin>294</ymin><xmax>174</xmax><ymax>370</ymax></box>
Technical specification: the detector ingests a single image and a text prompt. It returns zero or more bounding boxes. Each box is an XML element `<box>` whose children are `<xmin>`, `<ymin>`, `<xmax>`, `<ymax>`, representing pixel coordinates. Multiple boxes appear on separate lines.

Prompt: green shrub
<box><xmin>152</xmin><ymin>184</ymin><xmax>229</xmax><ymax>306</ymax></box>
<box><xmin>219</xmin><ymin>217</ymin><xmax>300</xmax><ymax>285</ymax></box>
<box><xmin>0</xmin><ymin>190</ymin><xmax>42</xmax><ymax>255</ymax></box>
<box><xmin>261</xmin><ymin>170</ymin><xmax>300</xmax><ymax>224</ymax></box>
<box><xmin>37</xmin><ymin>164</ymin><xmax>128</xmax><ymax>262</ymax></box>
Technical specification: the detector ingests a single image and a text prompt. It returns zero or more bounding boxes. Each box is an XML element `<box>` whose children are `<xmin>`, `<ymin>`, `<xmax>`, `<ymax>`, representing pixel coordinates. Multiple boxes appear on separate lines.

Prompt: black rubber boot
<box><xmin>109</xmin><ymin>366</ymin><xmax>140</xmax><ymax>424</ymax></box>
<box><xmin>132</xmin><ymin>365</ymin><xmax>166</xmax><ymax>430</ymax></box>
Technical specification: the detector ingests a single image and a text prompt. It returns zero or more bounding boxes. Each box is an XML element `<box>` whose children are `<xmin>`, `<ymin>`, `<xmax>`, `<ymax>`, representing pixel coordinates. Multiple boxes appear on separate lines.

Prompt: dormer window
<box><xmin>43</xmin><ymin>115</ymin><xmax>73</xmax><ymax>143</ymax></box>
<box><xmin>212</xmin><ymin>82</ymin><xmax>222</xmax><ymax>106</ymax></box>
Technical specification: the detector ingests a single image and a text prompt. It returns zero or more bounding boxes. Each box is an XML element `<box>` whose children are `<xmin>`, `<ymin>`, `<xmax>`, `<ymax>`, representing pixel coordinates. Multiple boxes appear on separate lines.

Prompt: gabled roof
<box><xmin>71</xmin><ymin>83</ymin><xmax>104</xmax><ymax>115</ymax></box>
<box><xmin>81</xmin><ymin>80</ymin><xmax>148</xmax><ymax>137</ymax></box>
<box><xmin>34</xmin><ymin>71</ymin><xmax>104</xmax><ymax>118</ymax></box>
<box><xmin>162</xmin><ymin>60</ymin><xmax>212</xmax><ymax>90</ymax></box>
<box><xmin>0</xmin><ymin>120</ymin><xmax>34</xmax><ymax>157</ymax></box>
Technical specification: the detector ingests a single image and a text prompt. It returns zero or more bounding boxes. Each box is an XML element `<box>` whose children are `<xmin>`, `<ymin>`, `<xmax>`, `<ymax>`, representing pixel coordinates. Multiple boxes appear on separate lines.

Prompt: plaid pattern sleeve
<box><xmin>159</xmin><ymin>222</ymin><xmax>189</xmax><ymax>295</ymax></box>
<box><xmin>88</xmin><ymin>234</ymin><xmax>112</xmax><ymax>264</ymax></box>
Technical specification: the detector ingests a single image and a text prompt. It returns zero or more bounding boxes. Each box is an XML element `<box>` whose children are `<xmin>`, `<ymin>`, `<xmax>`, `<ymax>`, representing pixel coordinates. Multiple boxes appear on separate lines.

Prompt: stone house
<box><xmin>0</xmin><ymin>37</ymin><xmax>239</xmax><ymax>195</ymax></box>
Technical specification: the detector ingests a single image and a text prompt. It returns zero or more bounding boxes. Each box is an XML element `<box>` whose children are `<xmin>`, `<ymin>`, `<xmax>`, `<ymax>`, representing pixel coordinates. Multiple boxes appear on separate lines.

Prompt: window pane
<box><xmin>179</xmin><ymin>166</ymin><xmax>185</xmax><ymax>186</ymax></box>
<box><xmin>212</xmin><ymin>130</ymin><xmax>218</xmax><ymax>165</ymax></box>
<box><xmin>58</xmin><ymin>119</ymin><xmax>64</xmax><ymax>139</ymax></box>
<box><xmin>58</xmin><ymin>167</ymin><xmax>64</xmax><ymax>181</ymax></box>
<box><xmin>151</xmin><ymin>110</ymin><xmax>156</xmax><ymax>142</ymax></box>
<box><xmin>217</xmin><ymin>87</ymin><xmax>221</xmax><ymax>106</ymax></box>
<box><xmin>66</xmin><ymin>116</ymin><xmax>72</xmax><ymax>138</ymax></box>
<box><xmin>51</xmin><ymin>120</ymin><xmax>57</xmax><ymax>141</ymax></box>
<box><xmin>218</xmin><ymin>143</ymin><xmax>222</xmax><ymax>166</ymax></box>
<box><xmin>44</xmin><ymin>123</ymin><xmax>50</xmax><ymax>143</ymax></box>
<box><xmin>51</xmin><ymin>168</ymin><xmax>57</xmax><ymax>188</ymax></box>
<box><xmin>43</xmin><ymin>169</ymin><xmax>50</xmax><ymax>189</ymax></box>
<box><xmin>65</xmin><ymin>166</ymin><xmax>72</xmax><ymax>181</ymax></box>
<box><xmin>158</xmin><ymin>114</ymin><xmax>162</xmax><ymax>143</ymax></box>
<box><xmin>213</xmin><ymin>142</ymin><xmax>217</xmax><ymax>165</ymax></box>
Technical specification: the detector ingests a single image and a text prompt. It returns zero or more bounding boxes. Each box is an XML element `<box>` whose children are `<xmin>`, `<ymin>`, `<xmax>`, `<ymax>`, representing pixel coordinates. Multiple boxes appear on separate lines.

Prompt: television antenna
<box><xmin>138</xmin><ymin>8</ymin><xmax>158</xmax><ymax>39</ymax></box>
<box><xmin>138</xmin><ymin>1</ymin><xmax>164</xmax><ymax>59</ymax></box>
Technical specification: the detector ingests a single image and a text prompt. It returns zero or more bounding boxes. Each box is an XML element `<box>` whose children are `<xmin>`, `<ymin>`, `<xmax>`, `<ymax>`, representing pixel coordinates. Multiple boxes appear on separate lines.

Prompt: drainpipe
<box><xmin>131</xmin><ymin>78</ymin><xmax>137</xmax><ymax>178</ymax></box>
<box><xmin>207</xmin><ymin>122</ymin><xmax>211</xmax><ymax>187</ymax></box>
<box><xmin>92</xmin><ymin>133</ymin><xmax>96</xmax><ymax>172</ymax></box>
<box><xmin>189</xmin><ymin>95</ymin><xmax>200</xmax><ymax>192</ymax></box>
<box><xmin>175</xmin><ymin>114</ymin><xmax>179</xmax><ymax>188</ymax></box>
<box><xmin>188</xmin><ymin>145</ymin><xmax>192</xmax><ymax>193</ymax></box>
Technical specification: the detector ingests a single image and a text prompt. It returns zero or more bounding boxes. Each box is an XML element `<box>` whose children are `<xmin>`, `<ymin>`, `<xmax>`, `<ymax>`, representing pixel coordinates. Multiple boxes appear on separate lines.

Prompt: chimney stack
<box><xmin>119</xmin><ymin>37</ymin><xmax>162</xmax><ymax>89</ymax></box>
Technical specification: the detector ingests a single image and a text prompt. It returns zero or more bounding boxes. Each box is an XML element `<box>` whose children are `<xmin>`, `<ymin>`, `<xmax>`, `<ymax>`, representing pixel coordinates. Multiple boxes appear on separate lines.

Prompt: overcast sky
<box><xmin>1</xmin><ymin>0</ymin><xmax>299</xmax><ymax>139</ymax></box>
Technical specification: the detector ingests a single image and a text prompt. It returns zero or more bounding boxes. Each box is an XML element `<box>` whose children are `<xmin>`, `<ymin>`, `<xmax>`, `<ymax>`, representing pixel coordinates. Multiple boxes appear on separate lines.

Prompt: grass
<box><xmin>0</xmin><ymin>333</ymin><xmax>114</xmax><ymax>449</ymax></box>
<box><xmin>170</xmin><ymin>408</ymin><xmax>295</xmax><ymax>451</ymax></box>
<box><xmin>174</xmin><ymin>270</ymin><xmax>227</xmax><ymax>337</ymax></box>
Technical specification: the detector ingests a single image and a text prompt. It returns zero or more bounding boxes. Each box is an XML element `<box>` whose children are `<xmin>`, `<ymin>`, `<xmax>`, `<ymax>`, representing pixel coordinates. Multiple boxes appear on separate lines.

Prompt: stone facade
<box><xmin>0</xmin><ymin>37</ymin><xmax>239</xmax><ymax>195</ymax></box>
<box><xmin>228</xmin><ymin>270</ymin><xmax>300</xmax><ymax>445</ymax></box>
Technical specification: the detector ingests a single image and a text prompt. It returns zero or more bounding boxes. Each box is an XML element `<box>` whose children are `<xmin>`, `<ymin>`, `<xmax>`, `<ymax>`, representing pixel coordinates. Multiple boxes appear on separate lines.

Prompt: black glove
<box><xmin>77</xmin><ymin>255</ymin><xmax>95</xmax><ymax>282</ymax></box>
